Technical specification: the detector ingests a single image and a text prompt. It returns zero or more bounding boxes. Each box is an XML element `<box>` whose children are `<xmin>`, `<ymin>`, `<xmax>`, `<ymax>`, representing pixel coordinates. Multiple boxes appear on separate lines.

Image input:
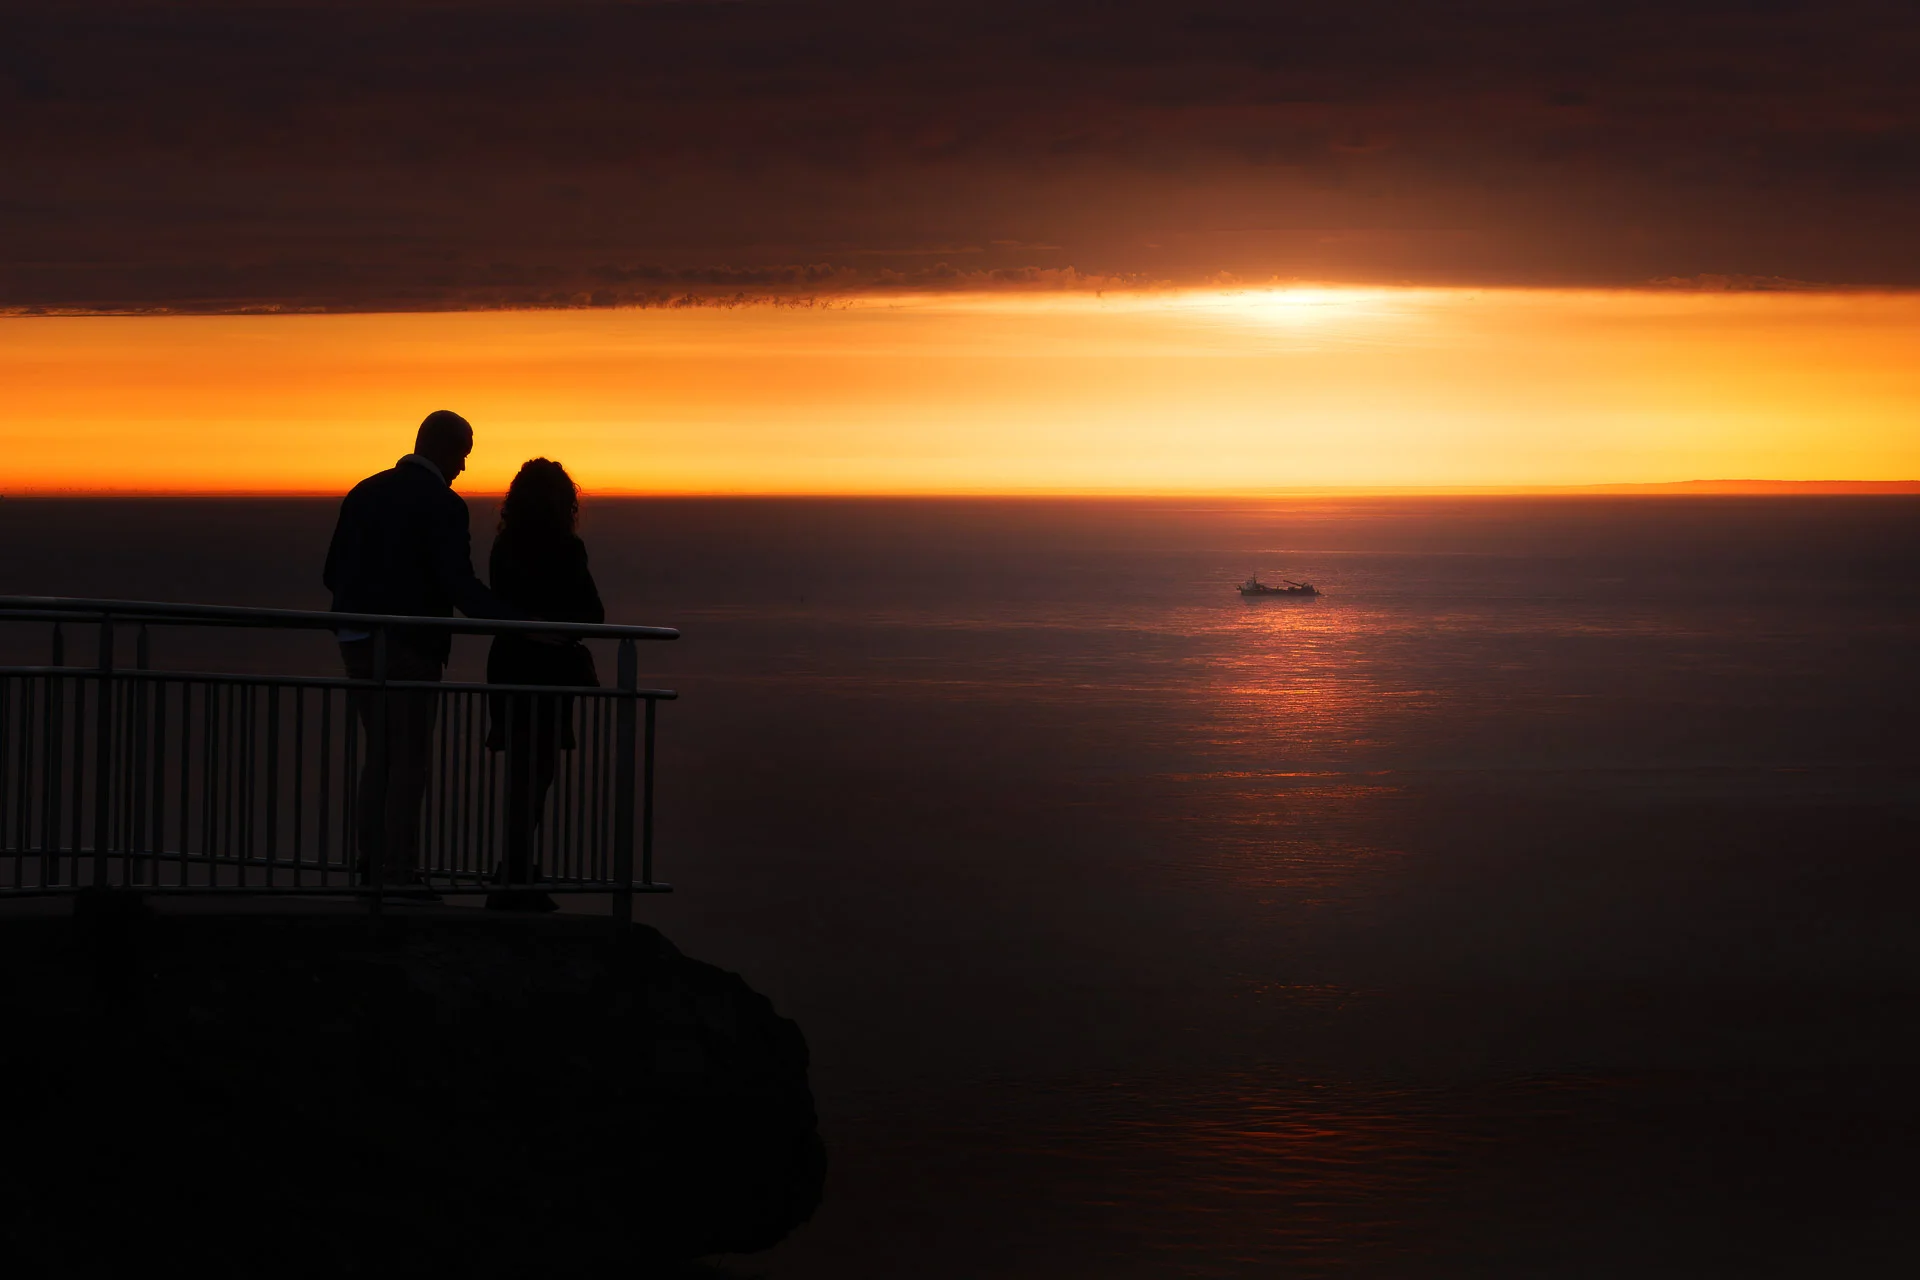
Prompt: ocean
<box><xmin>4</xmin><ymin>495</ymin><xmax>1918</xmax><ymax>1275</ymax></box>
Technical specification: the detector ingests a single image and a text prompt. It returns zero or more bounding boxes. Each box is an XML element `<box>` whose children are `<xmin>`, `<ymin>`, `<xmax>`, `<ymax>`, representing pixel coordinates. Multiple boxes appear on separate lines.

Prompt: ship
<box><xmin>1237</xmin><ymin>575</ymin><xmax>1319</xmax><ymax>597</ymax></box>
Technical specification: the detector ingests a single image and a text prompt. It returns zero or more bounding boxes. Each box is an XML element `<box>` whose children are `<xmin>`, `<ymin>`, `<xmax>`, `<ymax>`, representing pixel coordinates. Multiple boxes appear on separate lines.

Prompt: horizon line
<box><xmin>6</xmin><ymin>480</ymin><xmax>1918</xmax><ymax>500</ymax></box>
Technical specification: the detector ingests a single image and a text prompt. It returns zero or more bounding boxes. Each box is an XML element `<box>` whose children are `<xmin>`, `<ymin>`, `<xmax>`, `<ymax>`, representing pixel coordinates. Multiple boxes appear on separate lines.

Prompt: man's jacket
<box><xmin>322</xmin><ymin>458</ymin><xmax>515</xmax><ymax>663</ymax></box>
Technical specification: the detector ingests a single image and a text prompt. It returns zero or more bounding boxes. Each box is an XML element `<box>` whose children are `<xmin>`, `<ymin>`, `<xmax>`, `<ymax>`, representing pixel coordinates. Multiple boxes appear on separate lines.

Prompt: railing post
<box><xmin>643</xmin><ymin>694</ymin><xmax>658</xmax><ymax>890</ymax></box>
<box><xmin>129</xmin><ymin>625</ymin><xmax>151</xmax><ymax>885</ymax></box>
<box><xmin>264</xmin><ymin>682</ymin><xmax>280</xmax><ymax>884</ymax></box>
<box><xmin>366</xmin><ymin>626</ymin><xmax>388</xmax><ymax>917</ymax></box>
<box><xmin>46</xmin><ymin>620</ymin><xmax>65</xmax><ymax>890</ymax></box>
<box><xmin>42</xmin><ymin>651</ymin><xmax>62</xmax><ymax>889</ymax></box>
<box><xmin>612</xmin><ymin>638</ymin><xmax>637</xmax><ymax>926</ymax></box>
<box><xmin>92</xmin><ymin>616</ymin><xmax>115</xmax><ymax>888</ymax></box>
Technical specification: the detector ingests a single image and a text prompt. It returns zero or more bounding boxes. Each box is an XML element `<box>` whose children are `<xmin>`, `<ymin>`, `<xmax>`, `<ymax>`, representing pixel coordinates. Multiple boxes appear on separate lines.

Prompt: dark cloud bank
<box><xmin>4</xmin><ymin>0</ymin><xmax>1918</xmax><ymax>312</ymax></box>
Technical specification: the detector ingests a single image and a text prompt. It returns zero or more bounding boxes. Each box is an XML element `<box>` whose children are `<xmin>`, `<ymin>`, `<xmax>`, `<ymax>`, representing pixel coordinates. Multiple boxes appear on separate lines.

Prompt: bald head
<box><xmin>414</xmin><ymin>410</ymin><xmax>473</xmax><ymax>484</ymax></box>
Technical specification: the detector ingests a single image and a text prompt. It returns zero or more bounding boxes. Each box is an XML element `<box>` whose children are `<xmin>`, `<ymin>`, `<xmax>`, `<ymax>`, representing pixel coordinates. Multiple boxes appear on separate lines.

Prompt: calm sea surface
<box><xmin>5</xmin><ymin>496</ymin><xmax>1919</xmax><ymax>1275</ymax></box>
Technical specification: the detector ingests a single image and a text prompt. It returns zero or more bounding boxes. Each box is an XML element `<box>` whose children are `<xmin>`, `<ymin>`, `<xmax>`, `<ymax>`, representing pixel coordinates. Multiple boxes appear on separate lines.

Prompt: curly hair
<box><xmin>497</xmin><ymin>457</ymin><xmax>580</xmax><ymax>537</ymax></box>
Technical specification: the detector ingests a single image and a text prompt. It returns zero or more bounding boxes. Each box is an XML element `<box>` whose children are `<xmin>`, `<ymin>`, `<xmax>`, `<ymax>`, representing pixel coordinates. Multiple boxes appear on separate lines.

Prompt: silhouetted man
<box><xmin>323</xmin><ymin>410</ymin><xmax>518</xmax><ymax>892</ymax></box>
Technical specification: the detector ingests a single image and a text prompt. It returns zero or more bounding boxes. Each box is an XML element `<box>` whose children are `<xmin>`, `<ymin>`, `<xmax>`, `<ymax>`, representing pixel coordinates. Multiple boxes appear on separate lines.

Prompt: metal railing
<box><xmin>0</xmin><ymin>597</ymin><xmax>678</xmax><ymax>920</ymax></box>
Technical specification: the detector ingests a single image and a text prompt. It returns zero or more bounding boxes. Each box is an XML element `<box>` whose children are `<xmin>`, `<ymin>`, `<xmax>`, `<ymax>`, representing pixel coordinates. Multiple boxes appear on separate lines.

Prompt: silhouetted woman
<box><xmin>486</xmin><ymin>459</ymin><xmax>603</xmax><ymax>911</ymax></box>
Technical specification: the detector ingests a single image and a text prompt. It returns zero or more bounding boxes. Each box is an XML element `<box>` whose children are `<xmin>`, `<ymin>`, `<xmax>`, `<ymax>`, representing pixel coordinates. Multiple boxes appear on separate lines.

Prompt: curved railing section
<box><xmin>0</xmin><ymin>597</ymin><xmax>678</xmax><ymax>920</ymax></box>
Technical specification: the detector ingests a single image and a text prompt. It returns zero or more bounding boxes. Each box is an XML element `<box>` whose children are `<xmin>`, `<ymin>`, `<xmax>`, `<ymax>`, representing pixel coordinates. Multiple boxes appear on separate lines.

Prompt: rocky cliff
<box><xmin>0</xmin><ymin>894</ymin><xmax>824</xmax><ymax>1276</ymax></box>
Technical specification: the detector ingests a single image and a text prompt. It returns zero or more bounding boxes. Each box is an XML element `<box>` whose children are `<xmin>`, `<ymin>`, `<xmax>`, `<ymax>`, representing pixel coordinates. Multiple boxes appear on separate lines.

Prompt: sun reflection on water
<box><xmin>1147</xmin><ymin>592</ymin><xmax>1431</xmax><ymax>909</ymax></box>
<box><xmin>1031</xmin><ymin>1074</ymin><xmax>1470</xmax><ymax>1274</ymax></box>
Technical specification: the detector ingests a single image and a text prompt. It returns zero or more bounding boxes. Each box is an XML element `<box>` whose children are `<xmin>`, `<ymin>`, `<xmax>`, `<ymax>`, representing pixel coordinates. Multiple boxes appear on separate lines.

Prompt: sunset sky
<box><xmin>5</xmin><ymin>2</ymin><xmax>1918</xmax><ymax>492</ymax></box>
<box><xmin>8</xmin><ymin>287</ymin><xmax>1918</xmax><ymax>493</ymax></box>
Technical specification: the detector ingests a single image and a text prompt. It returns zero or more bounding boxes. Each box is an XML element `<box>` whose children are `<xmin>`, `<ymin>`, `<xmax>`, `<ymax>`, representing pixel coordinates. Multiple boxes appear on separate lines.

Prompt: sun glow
<box><xmin>3</xmin><ymin>287</ymin><xmax>1917</xmax><ymax>494</ymax></box>
<box><xmin>1168</xmin><ymin>286</ymin><xmax>1414</xmax><ymax>327</ymax></box>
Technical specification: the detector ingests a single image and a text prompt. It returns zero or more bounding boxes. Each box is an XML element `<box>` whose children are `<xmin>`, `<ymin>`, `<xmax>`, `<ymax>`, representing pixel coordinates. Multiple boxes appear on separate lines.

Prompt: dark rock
<box><xmin>0</xmin><ymin>895</ymin><xmax>824</xmax><ymax>1275</ymax></box>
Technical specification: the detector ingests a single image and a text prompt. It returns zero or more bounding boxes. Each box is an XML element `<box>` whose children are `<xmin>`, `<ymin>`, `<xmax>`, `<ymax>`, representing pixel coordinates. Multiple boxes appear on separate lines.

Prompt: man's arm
<box><xmin>429</xmin><ymin>493</ymin><xmax>525</xmax><ymax>620</ymax></box>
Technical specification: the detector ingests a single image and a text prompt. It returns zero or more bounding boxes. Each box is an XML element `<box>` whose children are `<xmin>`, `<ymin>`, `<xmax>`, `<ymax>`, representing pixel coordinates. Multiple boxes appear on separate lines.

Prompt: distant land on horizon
<box><xmin>1565</xmin><ymin>479</ymin><xmax>1920</xmax><ymax>495</ymax></box>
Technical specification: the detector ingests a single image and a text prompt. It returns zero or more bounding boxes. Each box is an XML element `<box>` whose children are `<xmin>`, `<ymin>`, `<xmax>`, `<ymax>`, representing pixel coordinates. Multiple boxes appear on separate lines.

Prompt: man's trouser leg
<box><xmin>342</xmin><ymin>640</ymin><xmax>443</xmax><ymax>884</ymax></box>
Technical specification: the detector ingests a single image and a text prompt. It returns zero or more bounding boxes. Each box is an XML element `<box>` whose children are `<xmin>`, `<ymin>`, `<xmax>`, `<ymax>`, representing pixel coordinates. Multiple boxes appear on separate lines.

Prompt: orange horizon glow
<box><xmin>4</xmin><ymin>287</ymin><xmax>1919</xmax><ymax>495</ymax></box>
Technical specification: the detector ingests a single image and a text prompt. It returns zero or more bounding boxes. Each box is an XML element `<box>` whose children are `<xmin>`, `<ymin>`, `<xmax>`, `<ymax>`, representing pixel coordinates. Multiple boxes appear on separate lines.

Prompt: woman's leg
<box><xmin>504</xmin><ymin>695</ymin><xmax>565</xmax><ymax>883</ymax></box>
<box><xmin>522</xmin><ymin>697</ymin><xmax>562</xmax><ymax>878</ymax></box>
<box><xmin>501</xmin><ymin>695</ymin><xmax>536</xmax><ymax>884</ymax></box>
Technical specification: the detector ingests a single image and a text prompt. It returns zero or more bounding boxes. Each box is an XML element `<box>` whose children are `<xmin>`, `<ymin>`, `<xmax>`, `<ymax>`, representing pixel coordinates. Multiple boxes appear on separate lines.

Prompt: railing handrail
<box><xmin>0</xmin><ymin>596</ymin><xmax>678</xmax><ymax>642</ymax></box>
<box><xmin>0</xmin><ymin>666</ymin><xmax>680</xmax><ymax>699</ymax></box>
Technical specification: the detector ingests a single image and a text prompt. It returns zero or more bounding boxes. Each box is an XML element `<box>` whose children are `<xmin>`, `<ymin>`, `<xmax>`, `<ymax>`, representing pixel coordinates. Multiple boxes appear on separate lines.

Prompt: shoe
<box><xmin>485</xmin><ymin>889</ymin><xmax>559</xmax><ymax>913</ymax></box>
